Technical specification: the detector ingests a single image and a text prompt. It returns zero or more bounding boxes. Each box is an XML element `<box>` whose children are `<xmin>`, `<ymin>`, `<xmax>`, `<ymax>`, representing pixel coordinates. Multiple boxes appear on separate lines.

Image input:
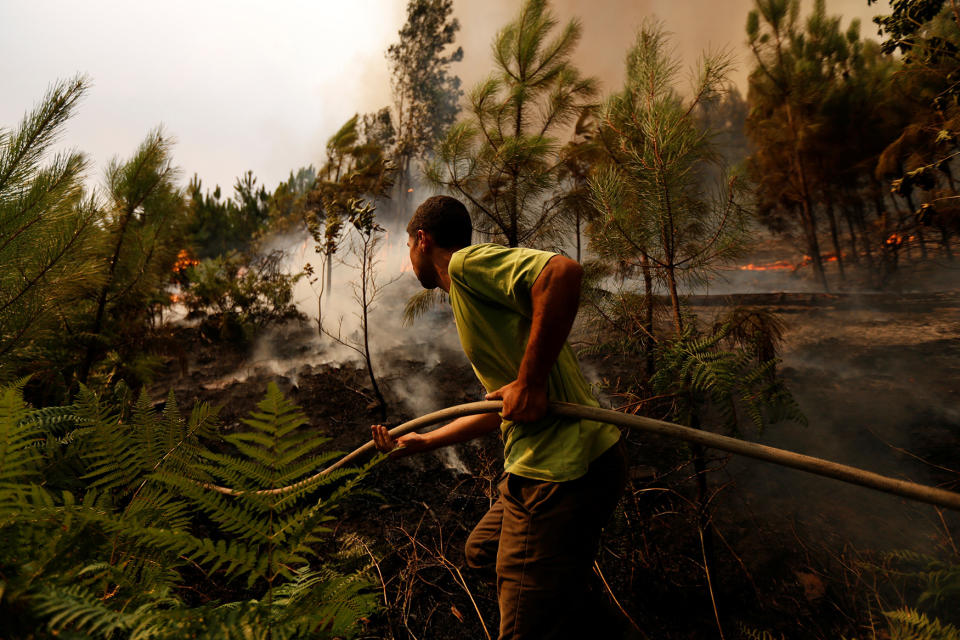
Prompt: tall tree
<box><xmin>0</xmin><ymin>77</ymin><xmax>103</xmax><ymax>383</ymax></box>
<box><xmin>870</xmin><ymin>0</ymin><xmax>960</xmax><ymax>260</ymax></box>
<box><xmin>589</xmin><ymin>21</ymin><xmax>747</xmax><ymax>335</ymax></box>
<box><xmin>303</xmin><ymin>117</ymin><xmax>395</xmax><ymax>420</ymax></box>
<box><xmin>78</xmin><ymin>130</ymin><xmax>189</xmax><ymax>385</ymax></box>
<box><xmin>556</xmin><ymin>107</ymin><xmax>605</xmax><ymax>263</ymax></box>
<box><xmin>426</xmin><ymin>0</ymin><xmax>597</xmax><ymax>248</ymax></box>
<box><xmin>305</xmin><ymin>113</ymin><xmax>395</xmax><ymax>297</ymax></box>
<box><xmin>185</xmin><ymin>170</ymin><xmax>270</xmax><ymax>259</ymax></box>
<box><xmin>746</xmin><ymin>0</ymin><xmax>865</xmax><ymax>289</ymax></box>
<box><xmin>266</xmin><ymin>165</ymin><xmax>317</xmax><ymax>234</ymax></box>
<box><xmin>387</xmin><ymin>0</ymin><xmax>463</xmax><ymax>220</ymax></box>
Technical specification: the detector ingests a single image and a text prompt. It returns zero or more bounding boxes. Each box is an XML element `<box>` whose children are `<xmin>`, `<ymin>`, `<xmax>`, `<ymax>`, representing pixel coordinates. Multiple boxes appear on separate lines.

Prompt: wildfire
<box><xmin>738</xmin><ymin>253</ymin><xmax>842</xmax><ymax>272</ymax></box>
<box><xmin>739</xmin><ymin>259</ymin><xmax>797</xmax><ymax>272</ymax></box>
<box><xmin>169</xmin><ymin>293</ymin><xmax>183</xmax><ymax>304</ymax></box>
<box><xmin>884</xmin><ymin>233</ymin><xmax>919</xmax><ymax>247</ymax></box>
<box><xmin>172</xmin><ymin>249</ymin><xmax>199</xmax><ymax>273</ymax></box>
<box><xmin>407</xmin><ymin>188</ymin><xmax>414</xmax><ymax>193</ymax></box>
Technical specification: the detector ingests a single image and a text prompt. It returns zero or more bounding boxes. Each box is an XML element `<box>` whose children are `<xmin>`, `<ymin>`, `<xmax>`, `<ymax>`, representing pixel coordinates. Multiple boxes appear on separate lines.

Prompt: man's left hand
<box><xmin>485</xmin><ymin>380</ymin><xmax>548</xmax><ymax>422</ymax></box>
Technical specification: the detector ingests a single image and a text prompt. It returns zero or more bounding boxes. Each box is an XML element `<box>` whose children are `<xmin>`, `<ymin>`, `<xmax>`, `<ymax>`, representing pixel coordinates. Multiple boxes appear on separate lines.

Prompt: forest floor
<box><xmin>149</xmin><ymin>263</ymin><xmax>960</xmax><ymax>639</ymax></box>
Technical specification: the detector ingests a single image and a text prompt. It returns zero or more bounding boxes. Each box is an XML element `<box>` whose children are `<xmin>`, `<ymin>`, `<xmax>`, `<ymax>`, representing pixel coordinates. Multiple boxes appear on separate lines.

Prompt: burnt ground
<box><xmin>149</xmin><ymin>287</ymin><xmax>960</xmax><ymax>639</ymax></box>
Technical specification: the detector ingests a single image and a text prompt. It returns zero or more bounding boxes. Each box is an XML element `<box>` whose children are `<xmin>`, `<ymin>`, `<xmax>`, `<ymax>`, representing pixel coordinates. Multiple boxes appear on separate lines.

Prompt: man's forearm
<box><xmin>419</xmin><ymin>412</ymin><xmax>501</xmax><ymax>450</ymax></box>
<box><xmin>517</xmin><ymin>256</ymin><xmax>583</xmax><ymax>387</ymax></box>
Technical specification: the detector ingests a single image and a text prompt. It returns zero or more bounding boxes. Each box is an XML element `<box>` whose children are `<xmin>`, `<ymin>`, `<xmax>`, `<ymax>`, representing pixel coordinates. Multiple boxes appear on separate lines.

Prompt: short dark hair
<box><xmin>407</xmin><ymin>195</ymin><xmax>472</xmax><ymax>249</ymax></box>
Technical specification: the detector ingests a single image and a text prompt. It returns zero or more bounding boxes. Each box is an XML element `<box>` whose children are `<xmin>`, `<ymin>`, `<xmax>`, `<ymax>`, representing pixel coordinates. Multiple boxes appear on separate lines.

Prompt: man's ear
<box><xmin>416</xmin><ymin>229</ymin><xmax>432</xmax><ymax>252</ymax></box>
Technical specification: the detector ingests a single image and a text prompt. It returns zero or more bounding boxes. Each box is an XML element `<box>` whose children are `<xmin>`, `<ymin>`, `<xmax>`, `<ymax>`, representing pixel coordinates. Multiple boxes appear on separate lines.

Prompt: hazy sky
<box><xmin>0</xmin><ymin>0</ymin><xmax>884</xmax><ymax>195</ymax></box>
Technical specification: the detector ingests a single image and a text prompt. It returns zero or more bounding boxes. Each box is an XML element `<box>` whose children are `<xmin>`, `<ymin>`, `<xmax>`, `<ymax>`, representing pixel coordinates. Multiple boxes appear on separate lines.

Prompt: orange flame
<box><xmin>738</xmin><ymin>260</ymin><xmax>797</xmax><ymax>272</ymax></box>
<box><xmin>172</xmin><ymin>249</ymin><xmax>199</xmax><ymax>272</ymax></box>
<box><xmin>738</xmin><ymin>252</ymin><xmax>846</xmax><ymax>272</ymax></box>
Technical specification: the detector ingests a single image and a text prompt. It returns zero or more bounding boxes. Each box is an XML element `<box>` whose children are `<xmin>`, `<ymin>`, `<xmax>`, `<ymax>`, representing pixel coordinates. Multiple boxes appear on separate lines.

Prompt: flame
<box><xmin>169</xmin><ymin>293</ymin><xmax>182</xmax><ymax>304</ymax></box>
<box><xmin>886</xmin><ymin>233</ymin><xmax>903</xmax><ymax>246</ymax></box>
<box><xmin>738</xmin><ymin>259</ymin><xmax>797</xmax><ymax>272</ymax></box>
<box><xmin>737</xmin><ymin>252</ymin><xmax>844</xmax><ymax>272</ymax></box>
<box><xmin>172</xmin><ymin>249</ymin><xmax>199</xmax><ymax>272</ymax></box>
<box><xmin>407</xmin><ymin>188</ymin><xmax>414</xmax><ymax>193</ymax></box>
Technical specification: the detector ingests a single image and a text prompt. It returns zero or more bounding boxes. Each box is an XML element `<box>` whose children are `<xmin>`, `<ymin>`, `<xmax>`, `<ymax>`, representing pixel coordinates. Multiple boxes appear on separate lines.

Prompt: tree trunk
<box><xmin>902</xmin><ymin>189</ymin><xmax>927</xmax><ymax>260</ymax></box>
<box><xmin>824</xmin><ymin>198</ymin><xmax>846</xmax><ymax>281</ymax></box>
<box><xmin>78</xmin><ymin>207</ymin><xmax>135</xmax><ymax>384</ymax></box>
<box><xmin>938</xmin><ymin>163</ymin><xmax>956</xmax><ymax>260</ymax></box>
<box><xmin>360</xmin><ymin>238</ymin><xmax>387</xmax><ymax>422</ymax></box>
<box><xmin>325</xmin><ymin>252</ymin><xmax>333</xmax><ymax>299</ymax></box>
<box><xmin>854</xmin><ymin>200</ymin><xmax>874</xmax><ymax>270</ymax></box>
<box><xmin>784</xmin><ymin>102</ymin><xmax>828</xmax><ymax>291</ymax></box>
<box><xmin>642</xmin><ymin>251</ymin><xmax>654</xmax><ymax>378</ymax></box>
<box><xmin>666</xmin><ymin>264</ymin><xmax>683</xmax><ymax>336</ymax></box>
<box><xmin>801</xmin><ymin>206</ymin><xmax>829</xmax><ymax>292</ymax></box>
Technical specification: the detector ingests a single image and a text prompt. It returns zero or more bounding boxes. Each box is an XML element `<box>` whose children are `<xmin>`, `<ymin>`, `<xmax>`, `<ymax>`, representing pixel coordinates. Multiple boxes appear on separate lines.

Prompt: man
<box><xmin>371</xmin><ymin>195</ymin><xmax>626</xmax><ymax>640</ymax></box>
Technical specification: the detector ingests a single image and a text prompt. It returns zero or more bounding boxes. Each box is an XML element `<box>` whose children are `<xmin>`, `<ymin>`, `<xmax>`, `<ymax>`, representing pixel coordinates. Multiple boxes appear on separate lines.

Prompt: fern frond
<box><xmin>885</xmin><ymin>608</ymin><xmax>960</xmax><ymax>640</ymax></box>
<box><xmin>402</xmin><ymin>288</ymin><xmax>449</xmax><ymax>326</ymax></box>
<box><xmin>0</xmin><ymin>384</ymin><xmax>43</xmax><ymax>500</ymax></box>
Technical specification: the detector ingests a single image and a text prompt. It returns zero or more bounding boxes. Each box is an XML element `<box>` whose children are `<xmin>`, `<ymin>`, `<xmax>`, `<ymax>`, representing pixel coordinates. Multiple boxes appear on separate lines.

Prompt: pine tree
<box><xmin>185</xmin><ymin>170</ymin><xmax>271</xmax><ymax>259</ymax></box>
<box><xmin>0</xmin><ymin>77</ymin><xmax>104</xmax><ymax>386</ymax></box>
<box><xmin>387</xmin><ymin>0</ymin><xmax>463</xmax><ymax>221</ymax></box>
<box><xmin>871</xmin><ymin>0</ymin><xmax>960</xmax><ymax>261</ymax></box>
<box><xmin>589</xmin><ymin>20</ymin><xmax>747</xmax><ymax>336</ymax></box>
<box><xmin>425</xmin><ymin>0</ymin><xmax>597</xmax><ymax>248</ymax></box>
<box><xmin>78</xmin><ymin>129</ymin><xmax>189</xmax><ymax>386</ymax></box>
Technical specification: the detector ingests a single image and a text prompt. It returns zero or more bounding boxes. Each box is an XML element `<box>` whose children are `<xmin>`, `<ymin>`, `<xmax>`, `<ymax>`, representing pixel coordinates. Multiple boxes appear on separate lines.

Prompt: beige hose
<box><xmin>208</xmin><ymin>400</ymin><xmax>960</xmax><ymax>512</ymax></box>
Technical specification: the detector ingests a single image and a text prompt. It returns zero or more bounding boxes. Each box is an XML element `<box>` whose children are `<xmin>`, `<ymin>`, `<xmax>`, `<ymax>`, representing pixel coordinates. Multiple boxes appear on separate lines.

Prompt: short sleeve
<box><xmin>450</xmin><ymin>244</ymin><xmax>556</xmax><ymax>316</ymax></box>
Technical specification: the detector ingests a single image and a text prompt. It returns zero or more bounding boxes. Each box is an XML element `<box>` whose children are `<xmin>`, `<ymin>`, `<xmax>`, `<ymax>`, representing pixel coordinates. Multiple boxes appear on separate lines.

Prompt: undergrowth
<box><xmin>0</xmin><ymin>380</ymin><xmax>379</xmax><ymax>639</ymax></box>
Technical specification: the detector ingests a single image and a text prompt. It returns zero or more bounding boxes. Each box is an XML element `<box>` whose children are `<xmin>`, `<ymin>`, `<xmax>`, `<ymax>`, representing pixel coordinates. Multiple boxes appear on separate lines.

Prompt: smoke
<box><xmin>710</xmin><ymin>290</ymin><xmax>960</xmax><ymax>551</ymax></box>
<box><xmin>451</xmin><ymin>0</ymin><xmax>883</xmax><ymax>98</ymax></box>
<box><xmin>251</xmin><ymin>223</ymin><xmax>471</xmax><ymax>410</ymax></box>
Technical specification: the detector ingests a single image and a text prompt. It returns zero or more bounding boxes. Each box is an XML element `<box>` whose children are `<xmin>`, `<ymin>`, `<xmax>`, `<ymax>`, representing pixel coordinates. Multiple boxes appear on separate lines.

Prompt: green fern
<box><xmin>651</xmin><ymin>324</ymin><xmax>806</xmax><ymax>435</ymax></box>
<box><xmin>0</xmin><ymin>381</ymin><xmax>379</xmax><ymax>639</ymax></box>
<box><xmin>0</xmin><ymin>381</ymin><xmax>42</xmax><ymax>506</ymax></box>
<box><xmin>158</xmin><ymin>383</ymin><xmax>370</xmax><ymax>586</ymax></box>
<box><xmin>885</xmin><ymin>607</ymin><xmax>960</xmax><ymax>640</ymax></box>
<box><xmin>870</xmin><ymin>550</ymin><xmax>960</xmax><ymax>619</ymax></box>
<box><xmin>402</xmin><ymin>287</ymin><xmax>449</xmax><ymax>326</ymax></box>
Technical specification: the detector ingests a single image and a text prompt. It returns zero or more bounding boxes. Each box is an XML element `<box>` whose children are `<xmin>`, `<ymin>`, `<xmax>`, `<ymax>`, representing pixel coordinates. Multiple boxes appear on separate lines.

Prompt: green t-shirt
<box><xmin>448</xmin><ymin>243</ymin><xmax>621</xmax><ymax>482</ymax></box>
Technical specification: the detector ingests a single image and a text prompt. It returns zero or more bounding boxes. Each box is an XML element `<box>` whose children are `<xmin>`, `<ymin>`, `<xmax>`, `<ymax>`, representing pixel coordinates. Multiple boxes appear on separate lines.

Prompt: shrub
<box><xmin>179</xmin><ymin>250</ymin><xmax>305</xmax><ymax>343</ymax></box>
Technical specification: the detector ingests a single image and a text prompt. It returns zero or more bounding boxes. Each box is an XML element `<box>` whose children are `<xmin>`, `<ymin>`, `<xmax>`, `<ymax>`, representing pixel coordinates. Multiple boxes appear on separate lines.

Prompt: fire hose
<box><xmin>208</xmin><ymin>400</ymin><xmax>960</xmax><ymax>512</ymax></box>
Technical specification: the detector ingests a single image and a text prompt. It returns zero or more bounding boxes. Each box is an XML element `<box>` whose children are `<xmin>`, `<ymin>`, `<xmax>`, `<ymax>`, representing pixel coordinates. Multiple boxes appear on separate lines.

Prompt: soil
<box><xmin>149</xmin><ymin>283</ymin><xmax>960</xmax><ymax>639</ymax></box>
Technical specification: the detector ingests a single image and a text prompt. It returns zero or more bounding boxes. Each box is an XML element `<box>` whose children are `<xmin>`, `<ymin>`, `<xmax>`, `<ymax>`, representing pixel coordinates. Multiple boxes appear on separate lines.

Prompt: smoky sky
<box><xmin>0</xmin><ymin>0</ymin><xmax>881</xmax><ymax>195</ymax></box>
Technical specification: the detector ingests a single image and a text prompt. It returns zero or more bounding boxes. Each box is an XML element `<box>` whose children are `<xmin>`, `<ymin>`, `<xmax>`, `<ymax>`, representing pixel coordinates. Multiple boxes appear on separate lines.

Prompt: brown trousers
<box><xmin>464</xmin><ymin>440</ymin><xmax>628</xmax><ymax>640</ymax></box>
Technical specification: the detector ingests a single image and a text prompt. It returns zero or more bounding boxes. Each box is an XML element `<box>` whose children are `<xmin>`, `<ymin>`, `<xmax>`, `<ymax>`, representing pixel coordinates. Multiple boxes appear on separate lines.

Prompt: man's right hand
<box><xmin>371</xmin><ymin>425</ymin><xmax>430</xmax><ymax>457</ymax></box>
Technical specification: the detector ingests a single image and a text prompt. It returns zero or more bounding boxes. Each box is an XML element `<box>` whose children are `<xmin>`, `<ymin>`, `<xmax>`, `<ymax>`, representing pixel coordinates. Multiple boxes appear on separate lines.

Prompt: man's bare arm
<box><xmin>371</xmin><ymin>412</ymin><xmax>501</xmax><ymax>456</ymax></box>
<box><xmin>485</xmin><ymin>255</ymin><xmax>583</xmax><ymax>422</ymax></box>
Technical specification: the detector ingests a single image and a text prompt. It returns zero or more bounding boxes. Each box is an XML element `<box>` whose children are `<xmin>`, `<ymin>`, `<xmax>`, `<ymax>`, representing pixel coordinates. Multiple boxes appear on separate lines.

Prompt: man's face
<box><xmin>408</xmin><ymin>232</ymin><xmax>439</xmax><ymax>290</ymax></box>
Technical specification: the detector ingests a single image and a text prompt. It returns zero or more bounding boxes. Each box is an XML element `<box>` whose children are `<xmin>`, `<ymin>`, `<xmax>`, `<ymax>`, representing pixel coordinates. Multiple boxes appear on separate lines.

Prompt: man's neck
<box><xmin>434</xmin><ymin>249</ymin><xmax>454</xmax><ymax>293</ymax></box>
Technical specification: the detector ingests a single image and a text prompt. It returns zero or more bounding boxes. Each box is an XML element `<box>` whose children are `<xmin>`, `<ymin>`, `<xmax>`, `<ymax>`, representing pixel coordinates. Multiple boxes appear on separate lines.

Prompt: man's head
<box><xmin>406</xmin><ymin>195</ymin><xmax>472</xmax><ymax>289</ymax></box>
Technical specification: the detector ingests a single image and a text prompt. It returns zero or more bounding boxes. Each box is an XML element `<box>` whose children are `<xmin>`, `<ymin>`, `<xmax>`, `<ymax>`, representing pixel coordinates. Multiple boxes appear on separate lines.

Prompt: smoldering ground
<box><xmin>684</xmin><ymin>288</ymin><xmax>960</xmax><ymax>557</ymax></box>
<box><xmin>145</xmin><ymin>220</ymin><xmax>960</xmax><ymax>640</ymax></box>
<box><xmin>238</xmin><ymin>221</ymin><xmax>960</xmax><ymax>554</ymax></box>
